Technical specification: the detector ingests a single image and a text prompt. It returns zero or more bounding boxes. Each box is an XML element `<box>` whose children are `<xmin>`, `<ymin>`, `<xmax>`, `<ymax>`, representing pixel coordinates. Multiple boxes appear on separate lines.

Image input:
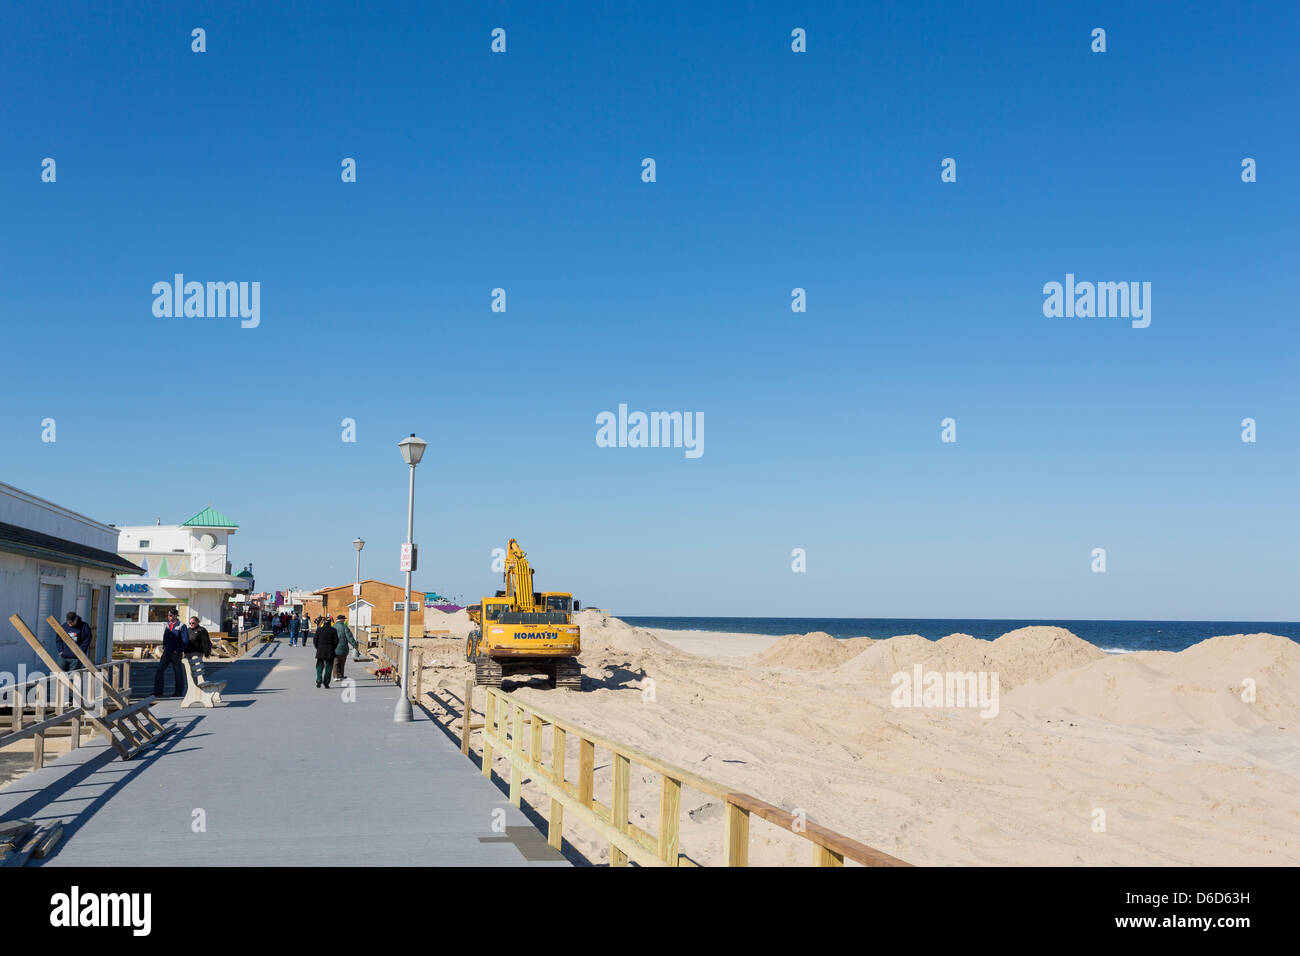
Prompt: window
<box><xmin>115</xmin><ymin>605</ymin><xmax>142</xmax><ymax>622</ymax></box>
<box><xmin>147</xmin><ymin>604</ymin><xmax>179</xmax><ymax>623</ymax></box>
<box><xmin>545</xmin><ymin>595</ymin><xmax>572</xmax><ymax>613</ymax></box>
<box><xmin>138</xmin><ymin>540</ymin><xmax>150</xmax><ymax>549</ymax></box>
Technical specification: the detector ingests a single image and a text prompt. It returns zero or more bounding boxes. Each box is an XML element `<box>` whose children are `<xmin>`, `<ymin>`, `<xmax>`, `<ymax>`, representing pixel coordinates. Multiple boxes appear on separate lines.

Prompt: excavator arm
<box><xmin>504</xmin><ymin>538</ymin><xmax>536</xmax><ymax>612</ymax></box>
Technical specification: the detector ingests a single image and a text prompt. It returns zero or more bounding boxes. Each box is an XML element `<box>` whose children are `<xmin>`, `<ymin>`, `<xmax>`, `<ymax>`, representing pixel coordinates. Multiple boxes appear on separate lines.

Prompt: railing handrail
<box><xmin>0</xmin><ymin>657</ymin><xmax>132</xmax><ymax>773</ymax></box>
<box><xmin>1</xmin><ymin>658</ymin><xmax>121</xmax><ymax>696</ymax></box>
<box><xmin>465</xmin><ymin>683</ymin><xmax>910</xmax><ymax>868</ymax></box>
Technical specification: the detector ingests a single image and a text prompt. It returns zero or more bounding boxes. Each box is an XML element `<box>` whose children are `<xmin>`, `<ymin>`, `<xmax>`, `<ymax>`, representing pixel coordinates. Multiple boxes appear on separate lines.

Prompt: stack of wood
<box><xmin>0</xmin><ymin>818</ymin><xmax>63</xmax><ymax>866</ymax></box>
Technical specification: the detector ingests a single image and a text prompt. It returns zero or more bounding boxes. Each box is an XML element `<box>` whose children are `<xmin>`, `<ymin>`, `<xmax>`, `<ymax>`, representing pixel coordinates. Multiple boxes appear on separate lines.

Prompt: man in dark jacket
<box><xmin>186</xmin><ymin>616</ymin><xmax>212</xmax><ymax>657</ymax></box>
<box><xmin>57</xmin><ymin>612</ymin><xmax>94</xmax><ymax>671</ymax></box>
<box><xmin>333</xmin><ymin>614</ymin><xmax>358</xmax><ymax>681</ymax></box>
<box><xmin>154</xmin><ymin>610</ymin><xmax>188</xmax><ymax>697</ymax></box>
<box><xmin>314</xmin><ymin>618</ymin><xmax>338</xmax><ymax>688</ymax></box>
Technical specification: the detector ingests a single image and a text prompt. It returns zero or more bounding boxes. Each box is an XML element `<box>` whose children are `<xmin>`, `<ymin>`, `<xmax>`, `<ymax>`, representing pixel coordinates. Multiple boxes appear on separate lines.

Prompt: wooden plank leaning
<box><xmin>47</xmin><ymin>616</ymin><xmax>165</xmax><ymax>744</ymax></box>
<box><xmin>7</xmin><ymin>614</ymin><xmax>172</xmax><ymax>760</ymax></box>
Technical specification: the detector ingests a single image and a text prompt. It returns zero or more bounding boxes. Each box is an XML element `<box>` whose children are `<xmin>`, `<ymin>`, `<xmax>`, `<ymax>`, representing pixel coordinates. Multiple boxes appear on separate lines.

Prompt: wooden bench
<box><xmin>180</xmin><ymin>656</ymin><xmax>226</xmax><ymax>708</ymax></box>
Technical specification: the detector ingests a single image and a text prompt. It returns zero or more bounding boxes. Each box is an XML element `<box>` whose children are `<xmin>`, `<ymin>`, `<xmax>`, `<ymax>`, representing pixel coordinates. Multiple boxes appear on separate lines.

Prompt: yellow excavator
<box><xmin>465</xmin><ymin>539</ymin><xmax>582</xmax><ymax>689</ymax></box>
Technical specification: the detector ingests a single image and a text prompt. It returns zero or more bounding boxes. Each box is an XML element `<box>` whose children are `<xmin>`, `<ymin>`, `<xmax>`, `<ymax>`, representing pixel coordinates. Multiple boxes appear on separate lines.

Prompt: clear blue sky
<box><xmin>1</xmin><ymin>2</ymin><xmax>1295</xmax><ymax>620</ymax></box>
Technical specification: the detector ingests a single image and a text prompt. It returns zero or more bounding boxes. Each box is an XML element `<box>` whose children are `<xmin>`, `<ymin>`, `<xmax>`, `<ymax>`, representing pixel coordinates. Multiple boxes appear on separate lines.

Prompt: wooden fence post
<box><xmin>814</xmin><ymin>844</ymin><xmax>844</xmax><ymax>867</ymax></box>
<box><xmin>548</xmin><ymin>726</ymin><xmax>566</xmax><ymax>851</ymax></box>
<box><xmin>509</xmin><ymin>704</ymin><xmax>524</xmax><ymax>807</ymax></box>
<box><xmin>461</xmin><ymin>679</ymin><xmax>472</xmax><ymax>756</ymax></box>
<box><xmin>578</xmin><ymin>738</ymin><xmax>595</xmax><ymax>809</ymax></box>
<box><xmin>724</xmin><ymin>801</ymin><xmax>750</xmax><ymax>866</ymax></box>
<box><xmin>610</xmin><ymin>753</ymin><xmax>630</xmax><ymax>867</ymax></box>
<box><xmin>658</xmin><ymin>776</ymin><xmax>681</xmax><ymax>866</ymax></box>
<box><xmin>33</xmin><ymin>678</ymin><xmax>47</xmax><ymax>770</ymax></box>
<box><xmin>482</xmin><ymin>692</ymin><xmax>495</xmax><ymax>777</ymax></box>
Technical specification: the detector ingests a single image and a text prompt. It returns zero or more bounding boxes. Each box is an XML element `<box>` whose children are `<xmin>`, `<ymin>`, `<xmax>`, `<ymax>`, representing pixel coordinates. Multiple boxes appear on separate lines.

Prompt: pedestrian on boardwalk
<box><xmin>333</xmin><ymin>614</ymin><xmax>358</xmax><ymax>681</ymax></box>
<box><xmin>58</xmin><ymin>612</ymin><xmax>94</xmax><ymax>671</ymax></box>
<box><xmin>288</xmin><ymin>612</ymin><xmax>300</xmax><ymax>646</ymax></box>
<box><xmin>154</xmin><ymin>610</ymin><xmax>188</xmax><ymax>698</ymax></box>
<box><xmin>186</xmin><ymin>616</ymin><xmax>212</xmax><ymax>658</ymax></box>
<box><xmin>314</xmin><ymin>616</ymin><xmax>338</xmax><ymax>688</ymax></box>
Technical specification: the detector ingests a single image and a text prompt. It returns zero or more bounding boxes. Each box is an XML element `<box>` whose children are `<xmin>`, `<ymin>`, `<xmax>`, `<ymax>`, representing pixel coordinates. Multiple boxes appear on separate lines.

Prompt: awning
<box><xmin>0</xmin><ymin>521</ymin><xmax>145</xmax><ymax>576</ymax></box>
<box><xmin>156</xmin><ymin>572</ymin><xmax>253</xmax><ymax>591</ymax></box>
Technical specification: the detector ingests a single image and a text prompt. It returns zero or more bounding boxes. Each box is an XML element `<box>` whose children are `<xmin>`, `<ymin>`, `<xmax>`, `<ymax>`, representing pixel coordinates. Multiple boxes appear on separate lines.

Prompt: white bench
<box><xmin>181</xmin><ymin>656</ymin><xmax>227</xmax><ymax>708</ymax></box>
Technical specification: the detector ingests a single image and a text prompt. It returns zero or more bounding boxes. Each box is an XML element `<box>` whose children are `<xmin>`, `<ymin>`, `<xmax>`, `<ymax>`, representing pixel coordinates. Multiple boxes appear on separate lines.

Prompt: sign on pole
<box><xmin>353</xmin><ymin>582</ymin><xmax>361</xmax><ymax>597</ymax></box>
<box><xmin>400</xmin><ymin>543</ymin><xmax>418</xmax><ymax>572</ymax></box>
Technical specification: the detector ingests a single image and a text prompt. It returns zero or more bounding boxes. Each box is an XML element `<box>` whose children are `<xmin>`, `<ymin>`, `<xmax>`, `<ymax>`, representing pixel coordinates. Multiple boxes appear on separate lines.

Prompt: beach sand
<box><xmin>416</xmin><ymin>609</ymin><xmax>1300</xmax><ymax>866</ymax></box>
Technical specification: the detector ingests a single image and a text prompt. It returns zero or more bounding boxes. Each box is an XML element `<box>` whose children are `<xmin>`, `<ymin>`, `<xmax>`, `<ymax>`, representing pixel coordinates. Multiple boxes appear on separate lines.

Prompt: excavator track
<box><xmin>553</xmin><ymin>657</ymin><xmax>582</xmax><ymax>690</ymax></box>
<box><xmin>474</xmin><ymin>654</ymin><xmax>504</xmax><ymax>688</ymax></box>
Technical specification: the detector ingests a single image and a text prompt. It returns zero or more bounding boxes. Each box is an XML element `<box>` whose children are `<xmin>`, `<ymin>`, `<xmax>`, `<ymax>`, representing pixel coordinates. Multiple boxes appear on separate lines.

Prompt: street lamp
<box><xmin>394</xmin><ymin>433</ymin><xmax>427</xmax><ymax>722</ymax></box>
<box><xmin>352</xmin><ymin>537</ymin><xmax>365</xmax><ymax>637</ymax></box>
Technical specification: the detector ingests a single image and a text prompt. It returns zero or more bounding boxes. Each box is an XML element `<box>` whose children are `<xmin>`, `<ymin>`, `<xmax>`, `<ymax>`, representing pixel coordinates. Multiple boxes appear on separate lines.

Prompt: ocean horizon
<box><xmin>621</xmin><ymin>617</ymin><xmax>1300</xmax><ymax>654</ymax></box>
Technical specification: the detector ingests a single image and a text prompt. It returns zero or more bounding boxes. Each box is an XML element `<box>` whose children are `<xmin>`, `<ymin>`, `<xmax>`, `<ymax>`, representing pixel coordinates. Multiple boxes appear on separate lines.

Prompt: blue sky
<box><xmin>1</xmin><ymin>1</ymin><xmax>1295</xmax><ymax>620</ymax></box>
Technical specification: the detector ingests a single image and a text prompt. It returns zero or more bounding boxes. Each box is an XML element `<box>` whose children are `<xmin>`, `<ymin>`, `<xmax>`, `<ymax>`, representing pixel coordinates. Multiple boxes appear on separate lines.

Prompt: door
<box><xmin>38</xmin><ymin>582</ymin><xmax>63</xmax><ymax>653</ymax></box>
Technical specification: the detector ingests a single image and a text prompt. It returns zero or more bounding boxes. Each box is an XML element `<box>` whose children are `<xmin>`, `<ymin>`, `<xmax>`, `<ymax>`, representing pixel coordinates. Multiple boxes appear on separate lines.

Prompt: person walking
<box><xmin>186</xmin><ymin>616</ymin><xmax>212</xmax><ymax>658</ymax></box>
<box><xmin>57</xmin><ymin>612</ymin><xmax>94</xmax><ymax>671</ymax></box>
<box><xmin>154</xmin><ymin>610</ymin><xmax>188</xmax><ymax>698</ymax></box>
<box><xmin>314</xmin><ymin>616</ymin><xmax>338</xmax><ymax>688</ymax></box>
<box><xmin>333</xmin><ymin>613</ymin><xmax>358</xmax><ymax>681</ymax></box>
<box><xmin>288</xmin><ymin>612</ymin><xmax>300</xmax><ymax>647</ymax></box>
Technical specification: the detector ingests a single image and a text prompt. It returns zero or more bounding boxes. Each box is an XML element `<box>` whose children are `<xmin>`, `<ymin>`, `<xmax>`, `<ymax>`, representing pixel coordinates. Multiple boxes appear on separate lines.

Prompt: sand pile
<box><xmin>985</xmin><ymin>626</ymin><xmax>1106</xmax><ymax>688</ymax></box>
<box><xmin>831</xmin><ymin>626</ymin><xmax>1104</xmax><ymax>691</ymax></box>
<box><xmin>573</xmin><ymin>609</ymin><xmax>679</xmax><ymax>658</ymax></box>
<box><xmin>1008</xmin><ymin>632</ymin><xmax>1300</xmax><ymax>730</ymax></box>
<box><xmin>446</xmin><ymin>616</ymin><xmax>1300</xmax><ymax>866</ymax></box>
<box><xmin>753</xmin><ymin>632</ymin><xmax>873</xmax><ymax>670</ymax></box>
<box><xmin>423</xmin><ymin>607</ymin><xmax>474</xmax><ymax>639</ymax></box>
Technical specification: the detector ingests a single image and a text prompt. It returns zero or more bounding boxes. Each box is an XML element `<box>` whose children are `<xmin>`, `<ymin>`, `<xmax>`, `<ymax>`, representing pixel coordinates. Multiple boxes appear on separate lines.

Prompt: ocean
<box><xmin>621</xmin><ymin>617</ymin><xmax>1300</xmax><ymax>654</ymax></box>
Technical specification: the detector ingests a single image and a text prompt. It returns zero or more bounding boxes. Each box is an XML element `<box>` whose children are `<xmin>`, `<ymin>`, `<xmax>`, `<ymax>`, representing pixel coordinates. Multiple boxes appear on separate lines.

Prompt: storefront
<box><xmin>112</xmin><ymin>507</ymin><xmax>252</xmax><ymax>644</ymax></box>
<box><xmin>0</xmin><ymin>481</ymin><xmax>143</xmax><ymax>672</ymax></box>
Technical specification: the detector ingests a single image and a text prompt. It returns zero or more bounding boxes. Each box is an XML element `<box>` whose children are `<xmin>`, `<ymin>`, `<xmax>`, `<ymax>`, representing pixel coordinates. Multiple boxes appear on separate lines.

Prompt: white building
<box><xmin>113</xmin><ymin>506</ymin><xmax>252</xmax><ymax>644</ymax></box>
<box><xmin>0</xmin><ymin>482</ymin><xmax>144</xmax><ymax>673</ymax></box>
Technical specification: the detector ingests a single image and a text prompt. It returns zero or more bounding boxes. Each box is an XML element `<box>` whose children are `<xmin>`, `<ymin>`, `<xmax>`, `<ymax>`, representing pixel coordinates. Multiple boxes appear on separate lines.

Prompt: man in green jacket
<box><xmin>333</xmin><ymin>614</ymin><xmax>359</xmax><ymax>681</ymax></box>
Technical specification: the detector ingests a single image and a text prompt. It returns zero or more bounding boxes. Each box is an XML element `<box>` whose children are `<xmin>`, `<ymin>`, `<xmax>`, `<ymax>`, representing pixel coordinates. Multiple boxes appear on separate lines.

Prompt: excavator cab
<box><xmin>466</xmin><ymin>543</ymin><xmax>581</xmax><ymax>690</ymax></box>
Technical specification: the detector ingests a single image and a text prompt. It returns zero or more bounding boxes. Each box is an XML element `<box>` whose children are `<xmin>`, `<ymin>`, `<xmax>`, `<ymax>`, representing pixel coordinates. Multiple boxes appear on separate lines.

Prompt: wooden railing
<box><xmin>458</xmin><ymin>681</ymin><xmax>910</xmax><ymax>868</ymax></box>
<box><xmin>0</xmin><ymin>660</ymin><xmax>132</xmax><ymax>771</ymax></box>
<box><xmin>235</xmin><ymin>624</ymin><xmax>264</xmax><ymax>655</ymax></box>
<box><xmin>376</xmin><ymin>638</ymin><xmax>426</xmax><ymax>702</ymax></box>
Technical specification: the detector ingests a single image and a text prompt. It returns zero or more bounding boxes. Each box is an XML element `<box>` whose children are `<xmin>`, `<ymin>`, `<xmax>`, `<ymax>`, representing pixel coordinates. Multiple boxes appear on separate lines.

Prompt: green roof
<box><xmin>181</xmin><ymin>506</ymin><xmax>239</xmax><ymax>529</ymax></box>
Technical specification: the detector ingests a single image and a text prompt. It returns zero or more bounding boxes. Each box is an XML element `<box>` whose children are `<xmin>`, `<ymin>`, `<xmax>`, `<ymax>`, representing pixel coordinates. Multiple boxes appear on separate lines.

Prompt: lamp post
<box><xmin>394</xmin><ymin>433</ymin><xmax>427</xmax><ymax>722</ymax></box>
<box><xmin>352</xmin><ymin>537</ymin><xmax>365</xmax><ymax>637</ymax></box>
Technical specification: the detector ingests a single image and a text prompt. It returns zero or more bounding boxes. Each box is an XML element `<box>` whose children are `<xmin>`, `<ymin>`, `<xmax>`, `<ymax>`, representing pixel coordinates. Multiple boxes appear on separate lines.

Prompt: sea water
<box><xmin>621</xmin><ymin>617</ymin><xmax>1300</xmax><ymax>654</ymax></box>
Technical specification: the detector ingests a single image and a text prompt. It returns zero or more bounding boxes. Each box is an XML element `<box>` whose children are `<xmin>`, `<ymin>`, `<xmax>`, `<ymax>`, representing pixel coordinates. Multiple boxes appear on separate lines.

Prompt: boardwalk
<box><xmin>0</xmin><ymin>641</ymin><xmax>568</xmax><ymax>866</ymax></box>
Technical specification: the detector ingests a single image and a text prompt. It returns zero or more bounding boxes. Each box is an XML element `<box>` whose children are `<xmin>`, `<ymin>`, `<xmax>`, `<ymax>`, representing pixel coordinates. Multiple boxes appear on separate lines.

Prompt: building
<box><xmin>113</xmin><ymin>506</ymin><xmax>252</xmax><ymax>643</ymax></box>
<box><xmin>315</xmin><ymin>579</ymin><xmax>426</xmax><ymax>629</ymax></box>
<box><xmin>0</xmin><ymin>482</ymin><xmax>143</xmax><ymax>672</ymax></box>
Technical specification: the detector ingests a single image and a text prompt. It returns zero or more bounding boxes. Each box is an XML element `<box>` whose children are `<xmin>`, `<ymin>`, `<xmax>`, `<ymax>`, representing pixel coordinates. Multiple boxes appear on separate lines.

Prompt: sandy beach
<box><xmin>416</xmin><ymin>608</ymin><xmax>1300</xmax><ymax>866</ymax></box>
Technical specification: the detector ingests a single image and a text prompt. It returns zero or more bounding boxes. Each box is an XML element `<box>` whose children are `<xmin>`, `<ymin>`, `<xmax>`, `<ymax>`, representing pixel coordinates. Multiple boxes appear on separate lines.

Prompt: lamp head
<box><xmin>353</xmin><ymin>537</ymin><xmax>365</xmax><ymax>551</ymax></box>
<box><xmin>398</xmin><ymin>433</ymin><xmax>428</xmax><ymax>466</ymax></box>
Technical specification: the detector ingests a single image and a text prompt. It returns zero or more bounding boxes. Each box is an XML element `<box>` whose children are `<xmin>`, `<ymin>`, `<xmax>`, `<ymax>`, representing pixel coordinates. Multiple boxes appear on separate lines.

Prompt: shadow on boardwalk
<box><xmin>0</xmin><ymin>642</ymin><xmax>569</xmax><ymax>867</ymax></box>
